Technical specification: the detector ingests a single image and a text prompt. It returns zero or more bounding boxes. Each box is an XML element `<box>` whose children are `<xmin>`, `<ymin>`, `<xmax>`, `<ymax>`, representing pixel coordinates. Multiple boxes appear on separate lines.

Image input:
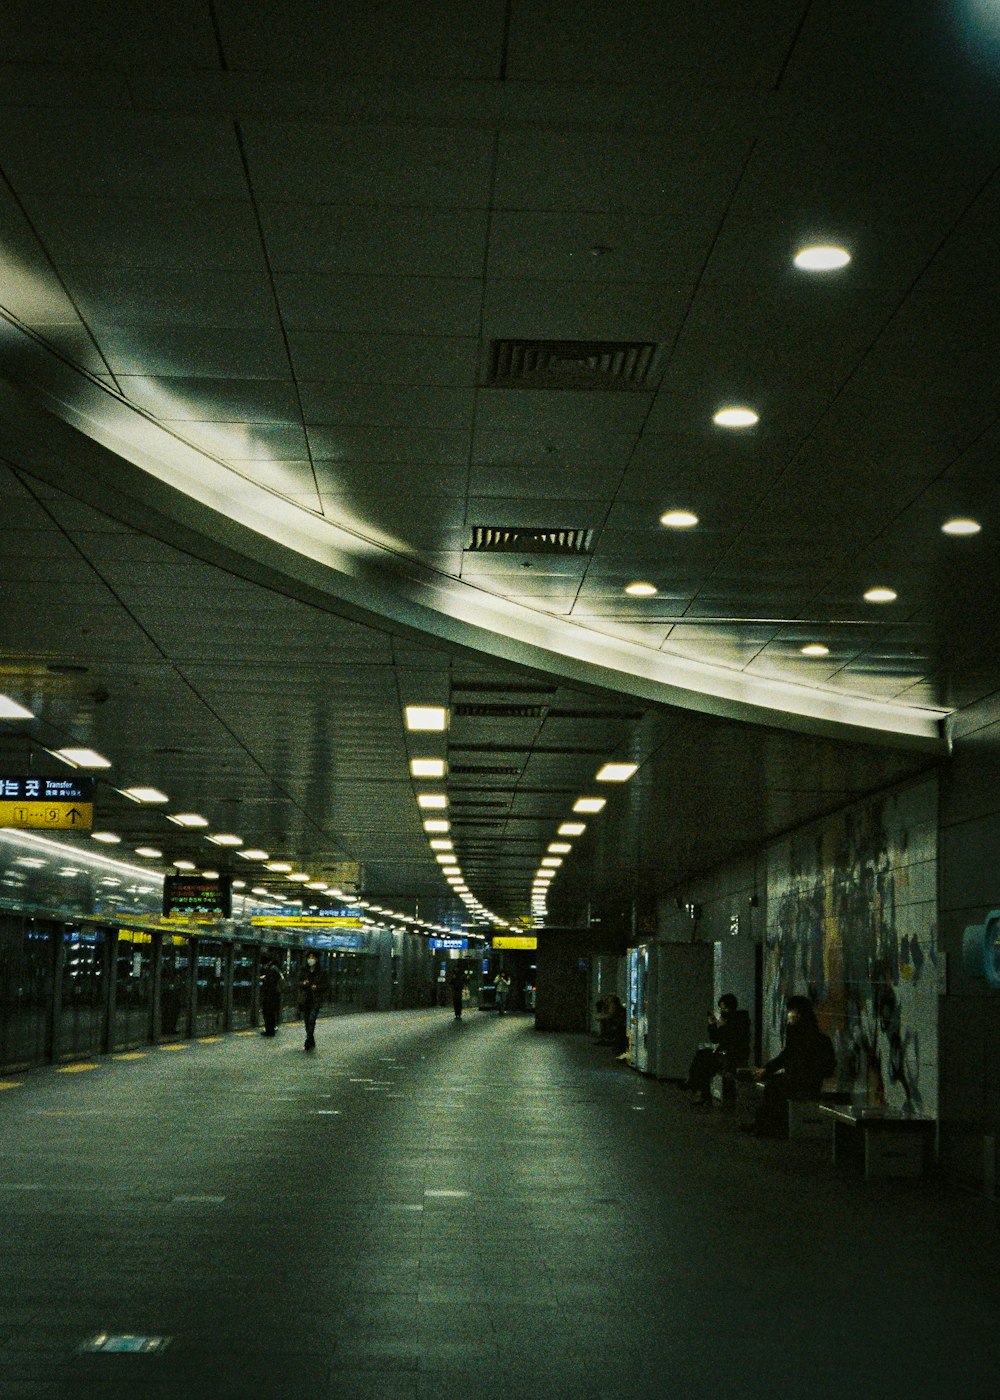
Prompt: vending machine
<box><xmin>626</xmin><ymin>941</ymin><xmax>715</xmax><ymax>1079</ymax></box>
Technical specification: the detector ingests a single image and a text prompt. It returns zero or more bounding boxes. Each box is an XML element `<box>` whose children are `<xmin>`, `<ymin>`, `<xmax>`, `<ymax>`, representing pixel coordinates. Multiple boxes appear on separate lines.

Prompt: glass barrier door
<box><xmin>114</xmin><ymin>931</ymin><xmax>154</xmax><ymax>1049</ymax></box>
<box><xmin>231</xmin><ymin>942</ymin><xmax>255</xmax><ymax>1029</ymax></box>
<box><xmin>159</xmin><ymin>938</ymin><xmax>190</xmax><ymax>1040</ymax></box>
<box><xmin>0</xmin><ymin>915</ymin><xmax>55</xmax><ymax>1070</ymax></box>
<box><xmin>194</xmin><ymin>941</ymin><xmax>225</xmax><ymax>1036</ymax></box>
<box><xmin>59</xmin><ymin>926</ymin><xmax>108</xmax><ymax>1060</ymax></box>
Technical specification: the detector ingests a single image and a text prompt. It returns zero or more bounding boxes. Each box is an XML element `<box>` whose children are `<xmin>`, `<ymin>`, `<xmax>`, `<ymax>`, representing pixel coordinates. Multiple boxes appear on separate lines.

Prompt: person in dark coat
<box><xmin>259</xmin><ymin>954</ymin><xmax>284</xmax><ymax>1037</ymax></box>
<box><xmin>595</xmin><ymin>994</ymin><xmax>628</xmax><ymax>1055</ymax></box>
<box><xmin>685</xmin><ymin>993</ymin><xmax>752</xmax><ymax>1103</ymax></box>
<box><xmin>298</xmin><ymin>950</ymin><xmax>328</xmax><ymax>1051</ymax></box>
<box><xmin>447</xmin><ymin>966</ymin><xmax>468</xmax><ymax>1020</ymax></box>
<box><xmin>746</xmin><ymin>994</ymin><xmax>836</xmax><ymax>1135</ymax></box>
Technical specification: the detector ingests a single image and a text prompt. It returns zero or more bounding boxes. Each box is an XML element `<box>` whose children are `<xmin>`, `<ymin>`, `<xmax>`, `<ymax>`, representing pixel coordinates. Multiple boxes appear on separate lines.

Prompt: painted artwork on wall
<box><xmin>764</xmin><ymin>778</ymin><xmax>938</xmax><ymax>1116</ymax></box>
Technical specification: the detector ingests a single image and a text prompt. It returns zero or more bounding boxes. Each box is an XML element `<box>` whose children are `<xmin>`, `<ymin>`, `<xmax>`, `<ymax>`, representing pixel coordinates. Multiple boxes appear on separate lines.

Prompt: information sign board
<box><xmin>0</xmin><ymin>776</ymin><xmax>94</xmax><ymax>830</ymax></box>
<box><xmin>163</xmin><ymin>875</ymin><xmax>232</xmax><ymax>919</ymax></box>
<box><xmin>492</xmin><ymin>935</ymin><xmax>538</xmax><ymax>950</ymax></box>
<box><xmin>429</xmin><ymin>937</ymin><xmax>469</xmax><ymax>950</ymax></box>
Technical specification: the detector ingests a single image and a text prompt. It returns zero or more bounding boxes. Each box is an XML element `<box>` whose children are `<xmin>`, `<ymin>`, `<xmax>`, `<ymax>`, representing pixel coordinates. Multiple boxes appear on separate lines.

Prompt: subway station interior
<box><xmin>1</xmin><ymin>3</ymin><xmax>1000</xmax><ymax>1397</ymax></box>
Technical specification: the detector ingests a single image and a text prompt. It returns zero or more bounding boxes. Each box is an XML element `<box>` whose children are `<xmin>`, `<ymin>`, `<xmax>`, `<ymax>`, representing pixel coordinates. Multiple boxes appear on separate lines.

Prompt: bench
<box><xmin>816</xmin><ymin>1103</ymin><xmax>936</xmax><ymax>1179</ymax></box>
<box><xmin>743</xmin><ymin>1075</ymin><xmax>848</xmax><ymax>1138</ymax></box>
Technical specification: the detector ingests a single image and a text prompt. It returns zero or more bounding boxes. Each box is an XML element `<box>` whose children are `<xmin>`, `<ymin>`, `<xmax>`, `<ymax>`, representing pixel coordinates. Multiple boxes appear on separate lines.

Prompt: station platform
<box><xmin>1</xmin><ymin>1008</ymin><xmax>997</xmax><ymax>1400</ymax></box>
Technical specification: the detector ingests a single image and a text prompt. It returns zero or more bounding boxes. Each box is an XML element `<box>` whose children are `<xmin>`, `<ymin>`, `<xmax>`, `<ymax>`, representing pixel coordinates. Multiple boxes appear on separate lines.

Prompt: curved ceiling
<box><xmin>0</xmin><ymin>0</ymin><xmax>995</xmax><ymax>928</ymax></box>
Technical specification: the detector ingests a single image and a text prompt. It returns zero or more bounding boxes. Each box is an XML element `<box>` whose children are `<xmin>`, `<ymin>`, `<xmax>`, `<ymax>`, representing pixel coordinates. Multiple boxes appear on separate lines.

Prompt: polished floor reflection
<box><xmin>1</xmin><ymin>1009</ymin><xmax>997</xmax><ymax>1399</ymax></box>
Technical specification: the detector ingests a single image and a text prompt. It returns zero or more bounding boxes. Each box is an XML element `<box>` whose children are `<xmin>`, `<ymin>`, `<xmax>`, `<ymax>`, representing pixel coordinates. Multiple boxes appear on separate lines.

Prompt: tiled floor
<box><xmin>0</xmin><ymin>1009</ymin><xmax>997</xmax><ymax>1398</ymax></box>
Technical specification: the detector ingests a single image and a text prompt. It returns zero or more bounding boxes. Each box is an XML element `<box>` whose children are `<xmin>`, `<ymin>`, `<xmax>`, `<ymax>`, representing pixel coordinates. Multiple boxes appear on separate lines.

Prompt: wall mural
<box><xmin>764</xmin><ymin>778</ymin><xmax>938</xmax><ymax>1116</ymax></box>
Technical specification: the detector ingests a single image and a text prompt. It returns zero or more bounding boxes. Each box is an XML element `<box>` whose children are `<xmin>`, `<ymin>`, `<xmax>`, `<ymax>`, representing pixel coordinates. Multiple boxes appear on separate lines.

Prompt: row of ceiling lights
<box><xmin>0</xmin><ymin>722</ymin><xmax>454</xmax><ymax>937</ymax></box>
<box><xmin>405</xmin><ymin>702</ymin><xmax>640</xmax><ymax>924</ymax></box>
<box><xmin>621</xmin><ymin>242</ymin><xmax>984</xmax><ymax>658</ymax></box>
<box><xmin>530</xmin><ymin>762</ymin><xmax>637</xmax><ymax>923</ymax></box>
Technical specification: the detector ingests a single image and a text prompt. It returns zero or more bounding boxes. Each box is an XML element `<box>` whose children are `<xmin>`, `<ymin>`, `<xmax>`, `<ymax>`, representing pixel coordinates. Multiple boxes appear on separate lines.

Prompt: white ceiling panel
<box><xmin>273</xmin><ymin>275</ymin><xmax>483</xmax><ymax>336</ymax></box>
<box><xmin>259</xmin><ymin>205</ymin><xmax>489</xmax><ymax>277</ymax></box>
<box><xmin>21</xmin><ymin>196</ymin><xmax>263</xmax><ymax>271</ymax></box>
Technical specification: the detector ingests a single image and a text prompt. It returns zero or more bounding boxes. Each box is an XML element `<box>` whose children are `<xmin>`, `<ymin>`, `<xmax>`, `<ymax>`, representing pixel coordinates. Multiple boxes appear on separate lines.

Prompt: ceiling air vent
<box><xmin>467</xmin><ymin>526</ymin><xmax>593</xmax><ymax>555</ymax></box>
<box><xmin>488</xmin><ymin>339</ymin><xmax>659</xmax><ymax>391</ymax></box>
<box><xmin>453</xmin><ymin>703</ymin><xmax>548</xmax><ymax>719</ymax></box>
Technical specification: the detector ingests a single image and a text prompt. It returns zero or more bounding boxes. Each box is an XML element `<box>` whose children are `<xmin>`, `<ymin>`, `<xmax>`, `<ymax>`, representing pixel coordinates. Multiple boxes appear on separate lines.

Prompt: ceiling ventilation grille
<box><xmin>467</xmin><ymin>526</ymin><xmax>593</xmax><ymax>555</ymax></box>
<box><xmin>454</xmin><ymin>703</ymin><xmax>548</xmax><ymax>719</ymax></box>
<box><xmin>488</xmin><ymin>338</ymin><xmax>659</xmax><ymax>391</ymax></box>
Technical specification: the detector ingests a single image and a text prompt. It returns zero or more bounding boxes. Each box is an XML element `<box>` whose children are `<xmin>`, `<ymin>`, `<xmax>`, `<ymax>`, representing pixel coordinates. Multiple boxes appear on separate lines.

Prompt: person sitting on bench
<box><xmin>685</xmin><ymin>993</ymin><xmax>752</xmax><ymax>1104</ymax></box>
<box><xmin>744</xmin><ymin>994</ymin><xmax>836</xmax><ymax>1136</ymax></box>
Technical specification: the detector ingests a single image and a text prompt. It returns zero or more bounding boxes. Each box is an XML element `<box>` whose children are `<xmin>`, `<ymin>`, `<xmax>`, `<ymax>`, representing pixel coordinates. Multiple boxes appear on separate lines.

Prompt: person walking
<box><xmin>298</xmin><ymin>950</ymin><xmax>327</xmax><ymax>1051</ymax></box>
<box><xmin>259</xmin><ymin>953</ymin><xmax>284</xmax><ymax>1037</ymax></box>
<box><xmin>447</xmin><ymin>965</ymin><xmax>468</xmax><ymax>1020</ymax></box>
<box><xmin>494</xmin><ymin>970</ymin><xmax>512</xmax><ymax>1016</ymax></box>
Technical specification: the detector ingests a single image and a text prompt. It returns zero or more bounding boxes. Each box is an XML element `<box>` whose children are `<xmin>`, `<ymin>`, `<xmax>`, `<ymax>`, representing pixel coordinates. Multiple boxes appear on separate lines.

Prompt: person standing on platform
<box><xmin>259</xmin><ymin>954</ymin><xmax>284</xmax><ymax>1037</ymax></box>
<box><xmin>494</xmin><ymin>970</ymin><xmax>512</xmax><ymax>1016</ymax></box>
<box><xmin>298</xmin><ymin>950</ymin><xmax>327</xmax><ymax>1051</ymax></box>
<box><xmin>447</xmin><ymin>965</ymin><xmax>468</xmax><ymax>1020</ymax></box>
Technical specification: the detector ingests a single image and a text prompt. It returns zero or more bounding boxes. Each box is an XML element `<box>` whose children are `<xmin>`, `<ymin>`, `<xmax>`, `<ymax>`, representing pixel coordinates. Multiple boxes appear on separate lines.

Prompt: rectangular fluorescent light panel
<box><xmin>423</xmin><ymin>819</ymin><xmax>450</xmax><ymax>833</ymax></box>
<box><xmin>558</xmin><ymin>822</ymin><xmax>586</xmax><ymax>836</ymax></box>
<box><xmin>51</xmin><ymin>747</ymin><xmax>111</xmax><ymax>768</ymax></box>
<box><xmin>410</xmin><ymin>758</ymin><xmax>446</xmax><ymax>777</ymax></box>
<box><xmin>0</xmin><ymin>695</ymin><xmax>34</xmax><ymax>719</ymax></box>
<box><xmin>120</xmin><ymin>787</ymin><xmax>169</xmax><ymax>804</ymax></box>
<box><xmin>573</xmin><ymin>797</ymin><xmax>606</xmax><ymax>813</ymax></box>
<box><xmin>167</xmin><ymin>813</ymin><xmax>209</xmax><ymax>827</ymax></box>
<box><xmin>209</xmin><ymin>833</ymin><xmax>243</xmax><ymax>846</ymax></box>
<box><xmin>417</xmin><ymin>794</ymin><xmax>448</xmax><ymax>808</ymax></box>
<box><xmin>405</xmin><ymin>706</ymin><xmax>448</xmax><ymax>731</ymax></box>
<box><xmin>596</xmin><ymin>762</ymin><xmax>638</xmax><ymax>782</ymax></box>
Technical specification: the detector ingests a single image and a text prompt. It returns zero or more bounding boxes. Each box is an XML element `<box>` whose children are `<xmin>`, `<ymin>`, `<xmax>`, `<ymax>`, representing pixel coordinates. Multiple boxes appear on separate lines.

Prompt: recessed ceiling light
<box><xmin>167</xmin><ymin>813</ymin><xmax>209</xmax><ymax>828</ymax></box>
<box><xmin>287</xmin><ymin>872</ymin><xmax>311</xmax><ymax>882</ymax></box>
<box><xmin>251</xmin><ymin>886</ymin><xmax>269</xmax><ymax>895</ymax></box>
<box><xmin>596</xmin><ymin>763</ymin><xmax>638</xmax><ymax>782</ymax></box>
<box><xmin>172</xmin><ymin>859</ymin><xmax>196</xmax><ymax>869</ymax></box>
<box><xmin>201</xmin><ymin>870</ymin><xmax>219</xmax><ymax>879</ymax></box>
<box><xmin>713</xmin><ymin>407</ymin><xmax>758</xmax><ymax>429</ymax></box>
<box><xmin>558</xmin><ymin>822</ymin><xmax>586</xmax><ymax>837</ymax></box>
<box><xmin>306</xmin><ymin>882</ymin><xmax>329</xmax><ymax>891</ymax></box>
<box><xmin>424</xmin><ymin>819</ymin><xmax>450</xmax><ymax>833</ymax></box>
<box><xmin>232</xmin><ymin>880</ymin><xmax>246</xmax><ymax>889</ymax></box>
<box><xmin>624</xmin><ymin>581</ymin><xmax>658</xmax><ymax>596</ymax></box>
<box><xmin>659</xmin><ymin>510</ymin><xmax>699</xmax><ymax>528</ymax></box>
<box><xmin>435</xmin><ymin>853</ymin><xmax>456</xmax><ymax>864</ymax></box>
<box><xmin>942</xmin><ymin>517</ymin><xmax>981</xmax><ymax>536</ymax></box>
<box><xmin>793</xmin><ymin>244</ymin><xmax>851</xmax><ymax>271</ymax></box>
<box><xmin>573</xmin><ymin>797</ymin><xmax>606</xmax><ymax>814</ymax></box>
<box><xmin>266</xmin><ymin>861</ymin><xmax>293</xmax><ymax>872</ymax></box>
<box><xmin>51</xmin><ymin>747</ymin><xmax>112</xmax><ymax>768</ymax></box>
<box><xmin>429</xmin><ymin>839</ymin><xmax>453</xmax><ymax>851</ymax></box>
<box><xmin>417</xmin><ymin>794</ymin><xmax>448</xmax><ymax>809</ymax></box>
<box><xmin>548</xmin><ymin>843</ymin><xmax>572</xmax><ymax>854</ymax></box>
<box><xmin>119</xmin><ymin>787</ymin><xmax>169</xmax><ymax>804</ymax></box>
<box><xmin>238</xmin><ymin>849</ymin><xmax>270</xmax><ymax>860</ymax></box>
<box><xmin>134</xmin><ymin>846</ymin><xmax>162</xmax><ymax>859</ymax></box>
<box><xmin>0</xmin><ymin>695</ymin><xmax>34</xmax><ymax>719</ymax></box>
<box><xmin>542</xmin><ymin>857</ymin><xmax>563</xmax><ymax>868</ymax></box>
<box><xmin>91</xmin><ymin>831</ymin><xmax>121</xmax><ymax>844</ymax></box>
<box><xmin>208</xmin><ymin>833</ymin><xmax>243</xmax><ymax>846</ymax></box>
<box><xmin>410</xmin><ymin>758</ymin><xmax>446</xmax><ymax>778</ymax></box>
<box><xmin>800</xmin><ymin>644</ymin><xmax>831</xmax><ymax>657</ymax></box>
<box><xmin>863</xmin><ymin>587</ymin><xmax>897</xmax><ymax>604</ymax></box>
<box><xmin>405</xmin><ymin>705</ymin><xmax>448</xmax><ymax>731</ymax></box>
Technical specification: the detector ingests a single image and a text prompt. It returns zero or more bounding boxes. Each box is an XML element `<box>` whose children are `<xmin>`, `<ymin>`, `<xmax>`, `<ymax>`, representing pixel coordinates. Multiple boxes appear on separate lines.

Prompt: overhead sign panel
<box><xmin>429</xmin><ymin>937</ymin><xmax>469</xmax><ymax>950</ymax></box>
<box><xmin>492</xmin><ymin>935</ymin><xmax>538</xmax><ymax>950</ymax></box>
<box><xmin>163</xmin><ymin>875</ymin><xmax>232</xmax><ymax>919</ymax></box>
<box><xmin>0</xmin><ymin>776</ymin><xmax>94</xmax><ymax>830</ymax></box>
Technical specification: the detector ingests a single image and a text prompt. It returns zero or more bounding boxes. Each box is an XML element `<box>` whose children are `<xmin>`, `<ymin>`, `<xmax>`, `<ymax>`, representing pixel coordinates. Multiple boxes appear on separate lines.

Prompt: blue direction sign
<box><xmin>429</xmin><ymin>937</ymin><xmax>469</xmax><ymax>950</ymax></box>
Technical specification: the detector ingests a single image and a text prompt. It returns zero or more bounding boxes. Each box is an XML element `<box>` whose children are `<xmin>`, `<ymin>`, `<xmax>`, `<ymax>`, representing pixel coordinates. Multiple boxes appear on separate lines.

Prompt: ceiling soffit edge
<box><xmin>0</xmin><ymin>322</ymin><xmax>946</xmax><ymax>754</ymax></box>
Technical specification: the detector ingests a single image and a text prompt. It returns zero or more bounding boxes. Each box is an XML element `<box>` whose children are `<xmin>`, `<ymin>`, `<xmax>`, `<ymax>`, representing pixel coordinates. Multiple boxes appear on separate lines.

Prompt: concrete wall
<box><xmin>940</xmin><ymin>696</ymin><xmax>1000</xmax><ymax>1197</ymax></box>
